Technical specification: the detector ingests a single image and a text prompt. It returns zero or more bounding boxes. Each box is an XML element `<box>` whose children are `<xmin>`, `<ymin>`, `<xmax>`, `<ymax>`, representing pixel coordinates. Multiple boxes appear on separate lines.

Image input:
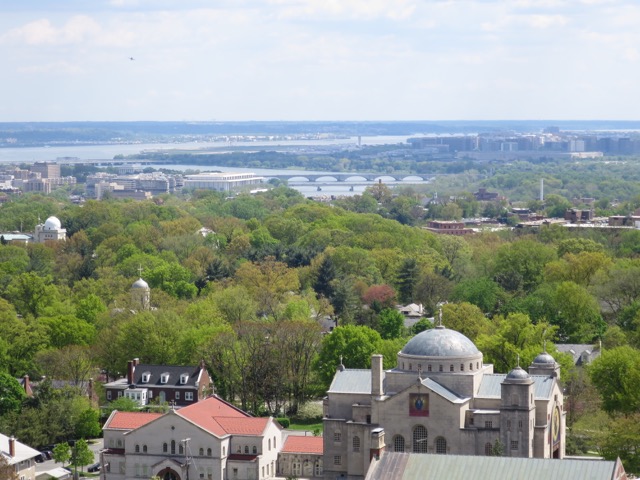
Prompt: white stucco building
<box><xmin>33</xmin><ymin>216</ymin><xmax>66</xmax><ymax>243</ymax></box>
<box><xmin>183</xmin><ymin>173</ymin><xmax>264</xmax><ymax>192</ymax></box>
<box><xmin>102</xmin><ymin>395</ymin><xmax>283</xmax><ymax>480</ymax></box>
<box><xmin>322</xmin><ymin>326</ymin><xmax>565</xmax><ymax>480</ymax></box>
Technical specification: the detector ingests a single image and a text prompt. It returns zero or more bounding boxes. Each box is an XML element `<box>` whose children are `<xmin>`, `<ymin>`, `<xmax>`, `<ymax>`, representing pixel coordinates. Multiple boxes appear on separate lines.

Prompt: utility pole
<box><xmin>182</xmin><ymin>438</ymin><xmax>191</xmax><ymax>480</ymax></box>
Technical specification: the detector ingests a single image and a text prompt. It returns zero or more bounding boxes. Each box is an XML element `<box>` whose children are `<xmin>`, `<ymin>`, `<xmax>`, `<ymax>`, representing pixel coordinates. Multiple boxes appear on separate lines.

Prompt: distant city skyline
<box><xmin>1</xmin><ymin>0</ymin><xmax>640</xmax><ymax>122</ymax></box>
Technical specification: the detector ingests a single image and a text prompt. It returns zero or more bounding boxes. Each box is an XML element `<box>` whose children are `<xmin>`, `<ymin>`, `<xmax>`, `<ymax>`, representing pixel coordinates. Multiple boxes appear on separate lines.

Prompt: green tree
<box><xmin>0</xmin><ymin>372</ymin><xmax>26</xmax><ymax>414</ymax></box>
<box><xmin>315</xmin><ymin>325</ymin><xmax>382</xmax><ymax>385</ymax></box>
<box><xmin>378</xmin><ymin>308</ymin><xmax>405</xmax><ymax>340</ymax></box>
<box><xmin>441</xmin><ymin>302</ymin><xmax>491</xmax><ymax>342</ymax></box>
<box><xmin>52</xmin><ymin>442</ymin><xmax>71</xmax><ymax>466</ymax></box>
<box><xmin>72</xmin><ymin>439</ymin><xmax>94</xmax><ymax>474</ymax></box>
<box><xmin>396</xmin><ymin>257</ymin><xmax>419</xmax><ymax>304</ymax></box>
<box><xmin>598</xmin><ymin>414</ymin><xmax>640</xmax><ymax>474</ymax></box>
<box><xmin>451</xmin><ymin>278</ymin><xmax>504</xmax><ymax>315</ymax></box>
<box><xmin>589</xmin><ymin>346</ymin><xmax>640</xmax><ymax>414</ymax></box>
<box><xmin>75</xmin><ymin>408</ymin><xmax>102</xmax><ymax>439</ymax></box>
<box><xmin>493</xmin><ymin>240</ymin><xmax>556</xmax><ymax>293</ymax></box>
<box><xmin>104</xmin><ymin>396</ymin><xmax>139</xmax><ymax>413</ymax></box>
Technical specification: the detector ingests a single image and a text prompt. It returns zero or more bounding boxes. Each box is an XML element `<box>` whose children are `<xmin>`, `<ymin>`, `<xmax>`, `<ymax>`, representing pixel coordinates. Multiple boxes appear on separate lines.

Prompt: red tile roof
<box><xmin>177</xmin><ymin>395</ymin><xmax>269</xmax><ymax>437</ymax></box>
<box><xmin>281</xmin><ymin>436</ymin><xmax>324</xmax><ymax>454</ymax></box>
<box><xmin>105</xmin><ymin>412</ymin><xmax>163</xmax><ymax>430</ymax></box>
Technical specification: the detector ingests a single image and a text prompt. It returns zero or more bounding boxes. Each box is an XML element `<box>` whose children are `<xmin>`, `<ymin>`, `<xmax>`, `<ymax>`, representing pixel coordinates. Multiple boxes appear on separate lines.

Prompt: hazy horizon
<box><xmin>2</xmin><ymin>1</ymin><xmax>640</xmax><ymax>122</ymax></box>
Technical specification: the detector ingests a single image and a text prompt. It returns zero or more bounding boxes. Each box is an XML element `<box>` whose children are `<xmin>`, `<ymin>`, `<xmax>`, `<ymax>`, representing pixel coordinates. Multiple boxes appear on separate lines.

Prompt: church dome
<box><xmin>43</xmin><ymin>216</ymin><xmax>62</xmax><ymax>230</ymax></box>
<box><xmin>505</xmin><ymin>366</ymin><xmax>530</xmax><ymax>382</ymax></box>
<box><xmin>400</xmin><ymin>327</ymin><xmax>480</xmax><ymax>358</ymax></box>
<box><xmin>132</xmin><ymin>278</ymin><xmax>150</xmax><ymax>289</ymax></box>
<box><xmin>532</xmin><ymin>352</ymin><xmax>556</xmax><ymax>365</ymax></box>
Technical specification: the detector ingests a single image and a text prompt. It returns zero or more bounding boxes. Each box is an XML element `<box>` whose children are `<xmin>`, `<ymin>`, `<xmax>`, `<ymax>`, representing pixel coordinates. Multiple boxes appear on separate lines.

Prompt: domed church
<box><xmin>322</xmin><ymin>325</ymin><xmax>565</xmax><ymax>480</ymax></box>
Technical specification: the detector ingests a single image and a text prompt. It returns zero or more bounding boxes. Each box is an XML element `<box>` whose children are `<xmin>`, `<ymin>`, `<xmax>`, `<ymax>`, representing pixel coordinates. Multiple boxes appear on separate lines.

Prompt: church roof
<box><xmin>132</xmin><ymin>278</ymin><xmax>150</xmax><ymax>289</ymax></box>
<box><xmin>400</xmin><ymin>327</ymin><xmax>480</xmax><ymax>358</ymax></box>
<box><xmin>366</xmin><ymin>452</ymin><xmax>626</xmax><ymax>480</ymax></box>
<box><xmin>476</xmin><ymin>374</ymin><xmax>555</xmax><ymax>400</ymax></box>
<box><xmin>421</xmin><ymin>377</ymin><xmax>470</xmax><ymax>404</ymax></box>
<box><xmin>104</xmin><ymin>411</ymin><xmax>163</xmax><ymax>430</ymax></box>
<box><xmin>328</xmin><ymin>369</ymin><xmax>371</xmax><ymax>394</ymax></box>
<box><xmin>281</xmin><ymin>436</ymin><xmax>323</xmax><ymax>454</ymax></box>
<box><xmin>177</xmin><ymin>395</ymin><xmax>271</xmax><ymax>437</ymax></box>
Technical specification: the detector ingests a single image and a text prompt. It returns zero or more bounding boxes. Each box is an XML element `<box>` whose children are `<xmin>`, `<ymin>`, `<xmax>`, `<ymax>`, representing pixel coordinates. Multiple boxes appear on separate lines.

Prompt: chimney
<box><xmin>371</xmin><ymin>354</ymin><xmax>384</xmax><ymax>397</ymax></box>
<box><xmin>9</xmin><ymin>437</ymin><xmax>15</xmax><ymax>457</ymax></box>
<box><xmin>127</xmin><ymin>360</ymin><xmax>134</xmax><ymax>384</ymax></box>
<box><xmin>133</xmin><ymin>358</ymin><xmax>140</xmax><ymax>367</ymax></box>
<box><xmin>23</xmin><ymin>374</ymin><xmax>33</xmax><ymax>397</ymax></box>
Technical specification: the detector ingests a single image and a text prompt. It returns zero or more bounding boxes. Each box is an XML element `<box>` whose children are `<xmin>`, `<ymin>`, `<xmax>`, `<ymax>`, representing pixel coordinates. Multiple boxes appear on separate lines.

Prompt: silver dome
<box><xmin>401</xmin><ymin>327</ymin><xmax>480</xmax><ymax>357</ymax></box>
<box><xmin>505</xmin><ymin>366</ymin><xmax>530</xmax><ymax>382</ymax></box>
<box><xmin>132</xmin><ymin>278</ymin><xmax>150</xmax><ymax>289</ymax></box>
<box><xmin>43</xmin><ymin>216</ymin><xmax>62</xmax><ymax>230</ymax></box>
<box><xmin>532</xmin><ymin>352</ymin><xmax>556</xmax><ymax>365</ymax></box>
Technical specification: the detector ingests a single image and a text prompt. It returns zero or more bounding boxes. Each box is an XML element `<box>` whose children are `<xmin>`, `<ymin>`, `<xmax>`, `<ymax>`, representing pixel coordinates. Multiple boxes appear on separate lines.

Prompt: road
<box><xmin>35</xmin><ymin>439</ymin><xmax>104</xmax><ymax>477</ymax></box>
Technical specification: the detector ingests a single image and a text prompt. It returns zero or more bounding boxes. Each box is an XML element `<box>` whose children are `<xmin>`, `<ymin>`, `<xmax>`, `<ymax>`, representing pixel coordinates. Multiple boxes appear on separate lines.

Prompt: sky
<box><xmin>1</xmin><ymin>0</ymin><xmax>639</xmax><ymax>122</ymax></box>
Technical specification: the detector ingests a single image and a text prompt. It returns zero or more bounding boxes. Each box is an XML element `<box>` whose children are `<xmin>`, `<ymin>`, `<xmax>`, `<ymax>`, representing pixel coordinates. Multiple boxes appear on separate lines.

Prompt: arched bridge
<box><xmin>264</xmin><ymin>173</ymin><xmax>432</xmax><ymax>183</ymax></box>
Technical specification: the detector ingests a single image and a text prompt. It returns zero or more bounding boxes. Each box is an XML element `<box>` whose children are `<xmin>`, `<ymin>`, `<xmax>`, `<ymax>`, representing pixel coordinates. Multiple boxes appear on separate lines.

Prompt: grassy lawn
<box><xmin>287</xmin><ymin>419</ymin><xmax>323</xmax><ymax>434</ymax></box>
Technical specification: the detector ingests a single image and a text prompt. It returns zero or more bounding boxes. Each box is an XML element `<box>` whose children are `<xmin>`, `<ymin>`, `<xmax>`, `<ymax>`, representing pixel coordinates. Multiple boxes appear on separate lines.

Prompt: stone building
<box><xmin>33</xmin><ymin>216</ymin><xmax>66</xmax><ymax>243</ymax></box>
<box><xmin>322</xmin><ymin>326</ymin><xmax>565</xmax><ymax>480</ymax></box>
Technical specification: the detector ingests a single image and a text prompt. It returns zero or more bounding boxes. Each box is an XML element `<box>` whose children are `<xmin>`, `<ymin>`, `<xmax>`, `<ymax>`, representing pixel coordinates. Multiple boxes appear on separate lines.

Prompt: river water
<box><xmin>0</xmin><ymin>135</ymin><xmax>430</xmax><ymax>197</ymax></box>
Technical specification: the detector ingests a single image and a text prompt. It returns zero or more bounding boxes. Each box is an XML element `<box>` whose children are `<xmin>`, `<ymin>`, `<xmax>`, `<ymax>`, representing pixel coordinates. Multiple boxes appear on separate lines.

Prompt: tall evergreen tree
<box><xmin>314</xmin><ymin>256</ymin><xmax>337</xmax><ymax>300</ymax></box>
<box><xmin>397</xmin><ymin>257</ymin><xmax>419</xmax><ymax>304</ymax></box>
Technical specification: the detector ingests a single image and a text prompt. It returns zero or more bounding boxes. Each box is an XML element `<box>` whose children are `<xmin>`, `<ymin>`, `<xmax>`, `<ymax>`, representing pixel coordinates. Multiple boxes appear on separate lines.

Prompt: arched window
<box><xmin>163</xmin><ymin>443</ymin><xmax>168</xmax><ymax>453</ymax></box>
<box><xmin>207</xmin><ymin>448</ymin><xmax>212</xmax><ymax>456</ymax></box>
<box><xmin>253</xmin><ymin>446</ymin><xmax>257</xmax><ymax>454</ymax></box>
<box><xmin>439</xmin><ymin>365</ymin><xmax>443</xmax><ymax>372</ymax></box>
<box><xmin>245</xmin><ymin>446</ymin><xmax>249</xmax><ymax>454</ymax></box>
<box><xmin>393</xmin><ymin>435</ymin><xmax>405</xmax><ymax>452</ymax></box>
<box><xmin>315</xmin><ymin>460</ymin><xmax>322</xmax><ymax>476</ymax></box>
<box><xmin>435</xmin><ymin>437</ymin><xmax>447</xmax><ymax>454</ymax></box>
<box><xmin>427</xmin><ymin>364</ymin><xmax>432</xmax><ymax>372</ymax></box>
<box><xmin>179</xmin><ymin>443</ymin><xmax>184</xmax><ymax>455</ymax></box>
<box><xmin>199</xmin><ymin>448</ymin><xmax>204</xmax><ymax>456</ymax></box>
<box><xmin>135</xmin><ymin>444</ymin><xmax>140</xmax><ymax>453</ymax></box>
<box><xmin>222</xmin><ymin>447</ymin><xmax>225</xmax><ymax>456</ymax></box>
<box><xmin>293</xmin><ymin>461</ymin><xmax>301</xmax><ymax>476</ymax></box>
<box><xmin>171</xmin><ymin>440</ymin><xmax>176</xmax><ymax>455</ymax></box>
<box><xmin>470</xmin><ymin>363</ymin><xmax>473</xmax><ymax>371</ymax></box>
<box><xmin>413</xmin><ymin>426</ymin><xmax>428</xmax><ymax>453</ymax></box>
<box><xmin>450</xmin><ymin>364</ymin><xmax>454</xmax><ymax>372</ymax></box>
<box><xmin>143</xmin><ymin>445</ymin><xmax>147</xmax><ymax>453</ymax></box>
<box><xmin>268</xmin><ymin>439</ymin><xmax>271</xmax><ymax>450</ymax></box>
<box><xmin>274</xmin><ymin>436</ymin><xmax>276</xmax><ymax>449</ymax></box>
<box><xmin>485</xmin><ymin>442</ymin><xmax>493</xmax><ymax>456</ymax></box>
<box><xmin>353</xmin><ymin>436</ymin><xmax>360</xmax><ymax>452</ymax></box>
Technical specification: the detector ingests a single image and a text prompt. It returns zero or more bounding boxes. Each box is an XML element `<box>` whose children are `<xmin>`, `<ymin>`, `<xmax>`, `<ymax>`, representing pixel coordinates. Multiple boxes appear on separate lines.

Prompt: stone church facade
<box><xmin>323</xmin><ymin>326</ymin><xmax>565</xmax><ymax>480</ymax></box>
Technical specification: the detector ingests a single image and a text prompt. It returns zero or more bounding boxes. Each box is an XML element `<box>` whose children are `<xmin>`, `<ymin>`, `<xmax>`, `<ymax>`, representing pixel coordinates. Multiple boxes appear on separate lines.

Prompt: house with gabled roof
<box><xmin>1</xmin><ymin>432</ymin><xmax>41</xmax><ymax>480</ymax></box>
<box><xmin>103</xmin><ymin>358</ymin><xmax>211</xmax><ymax>407</ymax></box>
<box><xmin>101</xmin><ymin>395</ymin><xmax>283</xmax><ymax>480</ymax></box>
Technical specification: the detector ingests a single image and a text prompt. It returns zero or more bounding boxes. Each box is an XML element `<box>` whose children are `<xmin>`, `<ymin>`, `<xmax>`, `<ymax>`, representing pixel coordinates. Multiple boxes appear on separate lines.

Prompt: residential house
<box><xmin>103</xmin><ymin>358</ymin><xmax>211</xmax><ymax>407</ymax></box>
<box><xmin>1</xmin><ymin>433</ymin><xmax>41</xmax><ymax>480</ymax></box>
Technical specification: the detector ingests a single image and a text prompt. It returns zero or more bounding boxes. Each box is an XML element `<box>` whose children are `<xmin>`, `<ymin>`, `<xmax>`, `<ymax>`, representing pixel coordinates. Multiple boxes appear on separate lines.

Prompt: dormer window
<box><xmin>141</xmin><ymin>372</ymin><xmax>151</xmax><ymax>383</ymax></box>
<box><xmin>160</xmin><ymin>373</ymin><xmax>170</xmax><ymax>384</ymax></box>
<box><xmin>180</xmin><ymin>373</ymin><xmax>189</xmax><ymax>385</ymax></box>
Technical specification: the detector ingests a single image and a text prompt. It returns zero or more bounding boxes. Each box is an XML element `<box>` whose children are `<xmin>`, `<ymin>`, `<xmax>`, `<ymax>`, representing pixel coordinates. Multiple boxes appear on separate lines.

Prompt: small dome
<box><xmin>533</xmin><ymin>352</ymin><xmax>556</xmax><ymax>365</ymax></box>
<box><xmin>401</xmin><ymin>327</ymin><xmax>480</xmax><ymax>358</ymax></box>
<box><xmin>505</xmin><ymin>366</ymin><xmax>530</xmax><ymax>382</ymax></box>
<box><xmin>43</xmin><ymin>216</ymin><xmax>62</xmax><ymax>230</ymax></box>
<box><xmin>132</xmin><ymin>278</ymin><xmax>150</xmax><ymax>289</ymax></box>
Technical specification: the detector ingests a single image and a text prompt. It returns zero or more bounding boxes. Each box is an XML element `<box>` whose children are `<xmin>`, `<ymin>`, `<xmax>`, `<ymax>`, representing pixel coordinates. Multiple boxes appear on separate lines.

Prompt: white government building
<box><xmin>183</xmin><ymin>173</ymin><xmax>264</xmax><ymax>192</ymax></box>
<box><xmin>322</xmin><ymin>325</ymin><xmax>565</xmax><ymax>480</ymax></box>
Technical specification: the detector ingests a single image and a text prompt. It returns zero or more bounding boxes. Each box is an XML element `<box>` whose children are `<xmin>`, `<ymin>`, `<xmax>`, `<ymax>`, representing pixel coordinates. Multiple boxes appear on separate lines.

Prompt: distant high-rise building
<box><xmin>30</xmin><ymin>161</ymin><xmax>60</xmax><ymax>179</ymax></box>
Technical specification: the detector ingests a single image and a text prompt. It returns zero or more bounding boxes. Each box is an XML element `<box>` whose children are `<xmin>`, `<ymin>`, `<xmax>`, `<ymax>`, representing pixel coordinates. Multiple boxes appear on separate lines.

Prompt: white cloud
<box><xmin>527</xmin><ymin>14</ymin><xmax>568</xmax><ymax>28</ymax></box>
<box><xmin>1</xmin><ymin>15</ymin><xmax>100</xmax><ymax>45</ymax></box>
<box><xmin>18</xmin><ymin>61</ymin><xmax>84</xmax><ymax>74</ymax></box>
<box><xmin>269</xmin><ymin>0</ymin><xmax>416</xmax><ymax>21</ymax></box>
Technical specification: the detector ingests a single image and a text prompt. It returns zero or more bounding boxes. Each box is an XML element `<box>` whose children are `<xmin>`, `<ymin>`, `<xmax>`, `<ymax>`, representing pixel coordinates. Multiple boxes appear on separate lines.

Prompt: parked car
<box><xmin>34</xmin><ymin>454</ymin><xmax>45</xmax><ymax>463</ymax></box>
<box><xmin>88</xmin><ymin>462</ymin><xmax>101</xmax><ymax>472</ymax></box>
<box><xmin>40</xmin><ymin>450</ymin><xmax>53</xmax><ymax>460</ymax></box>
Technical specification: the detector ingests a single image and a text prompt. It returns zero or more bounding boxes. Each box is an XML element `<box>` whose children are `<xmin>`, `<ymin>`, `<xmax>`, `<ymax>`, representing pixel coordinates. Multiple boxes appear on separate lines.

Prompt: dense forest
<box><xmin>2</xmin><ymin>185</ymin><xmax>640</xmax><ymax>472</ymax></box>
